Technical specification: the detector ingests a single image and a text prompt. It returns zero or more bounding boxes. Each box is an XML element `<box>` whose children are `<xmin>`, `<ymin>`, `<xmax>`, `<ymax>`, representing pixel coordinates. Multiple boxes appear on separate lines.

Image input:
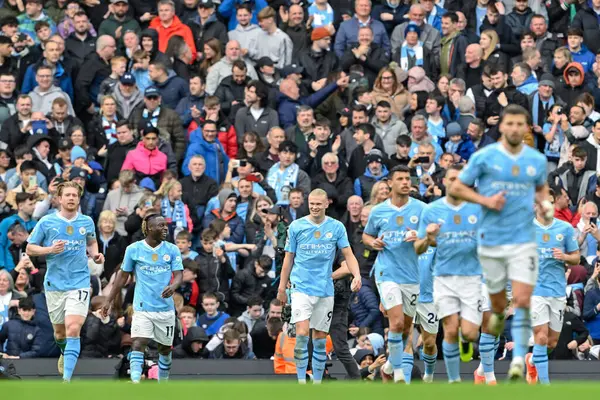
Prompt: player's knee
<box><xmin>65</xmin><ymin>325</ymin><xmax>82</xmax><ymax>338</ymax></box>
<box><xmin>423</xmin><ymin>335</ymin><xmax>436</xmax><ymax>351</ymax></box>
<box><xmin>444</xmin><ymin>330</ymin><xmax>458</xmax><ymax>343</ymax></box>
<box><xmin>547</xmin><ymin>337</ymin><xmax>558</xmax><ymax>349</ymax></box>
<box><xmin>535</xmin><ymin>332</ymin><xmax>548</xmax><ymax>346</ymax></box>
<box><xmin>512</xmin><ymin>293</ymin><xmax>531</xmax><ymax>309</ymax></box>
<box><xmin>388</xmin><ymin>319</ymin><xmax>404</xmax><ymax>333</ymax></box>
<box><xmin>462</xmin><ymin>328</ymin><xmax>479</xmax><ymax>343</ymax></box>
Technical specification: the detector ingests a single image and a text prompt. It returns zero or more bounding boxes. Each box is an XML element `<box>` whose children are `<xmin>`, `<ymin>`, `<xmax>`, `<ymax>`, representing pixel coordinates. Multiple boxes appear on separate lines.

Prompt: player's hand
<box><xmin>371</xmin><ymin>235</ymin><xmax>386</xmax><ymax>250</ymax></box>
<box><xmin>276</xmin><ymin>288</ymin><xmax>287</xmax><ymax>304</ymax></box>
<box><xmin>100</xmin><ymin>300</ymin><xmax>111</xmax><ymax>319</ymax></box>
<box><xmin>484</xmin><ymin>191</ymin><xmax>506</xmax><ymax>211</ymax></box>
<box><xmin>379</xmin><ymin>302</ymin><xmax>388</xmax><ymax>317</ymax></box>
<box><xmin>425</xmin><ymin>223</ymin><xmax>441</xmax><ymax>240</ymax></box>
<box><xmin>161</xmin><ymin>285</ymin><xmax>176</xmax><ymax>298</ymax></box>
<box><xmin>350</xmin><ymin>276</ymin><xmax>362</xmax><ymax>292</ymax></box>
<box><xmin>93</xmin><ymin>253</ymin><xmax>105</xmax><ymax>264</ymax></box>
<box><xmin>48</xmin><ymin>240</ymin><xmax>65</xmax><ymax>254</ymax></box>
<box><xmin>552</xmin><ymin>248</ymin><xmax>565</xmax><ymax>261</ymax></box>
<box><xmin>403</xmin><ymin>228</ymin><xmax>418</xmax><ymax>242</ymax></box>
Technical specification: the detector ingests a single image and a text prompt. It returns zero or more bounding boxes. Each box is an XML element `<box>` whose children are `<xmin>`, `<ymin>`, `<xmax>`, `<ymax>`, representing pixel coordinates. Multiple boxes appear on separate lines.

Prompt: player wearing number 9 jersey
<box><xmin>26</xmin><ymin>182</ymin><xmax>105</xmax><ymax>383</ymax></box>
<box><xmin>103</xmin><ymin>214</ymin><xmax>183</xmax><ymax>384</ymax></box>
<box><xmin>525</xmin><ymin>195</ymin><xmax>579</xmax><ymax>385</ymax></box>
<box><xmin>448</xmin><ymin>105</ymin><xmax>550</xmax><ymax>380</ymax></box>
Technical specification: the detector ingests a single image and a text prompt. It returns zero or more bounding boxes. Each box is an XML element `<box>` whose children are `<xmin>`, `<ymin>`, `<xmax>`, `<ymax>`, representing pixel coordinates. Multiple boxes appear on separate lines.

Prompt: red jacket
<box><xmin>121</xmin><ymin>141</ymin><xmax>167</xmax><ymax>176</ymax></box>
<box><xmin>149</xmin><ymin>16</ymin><xmax>197</xmax><ymax>62</ymax></box>
<box><xmin>188</xmin><ymin>119</ymin><xmax>238</xmax><ymax>159</ymax></box>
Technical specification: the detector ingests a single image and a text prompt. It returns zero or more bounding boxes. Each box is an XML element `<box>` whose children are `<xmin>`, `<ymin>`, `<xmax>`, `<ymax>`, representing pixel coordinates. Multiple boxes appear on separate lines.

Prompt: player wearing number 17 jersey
<box><xmin>364</xmin><ymin>165</ymin><xmax>426</xmax><ymax>383</ymax></box>
<box><xmin>449</xmin><ymin>105</ymin><xmax>550</xmax><ymax>380</ymax></box>
<box><xmin>525</xmin><ymin>194</ymin><xmax>579</xmax><ymax>385</ymax></box>
<box><xmin>103</xmin><ymin>214</ymin><xmax>183</xmax><ymax>384</ymax></box>
<box><xmin>26</xmin><ymin>182</ymin><xmax>105</xmax><ymax>382</ymax></box>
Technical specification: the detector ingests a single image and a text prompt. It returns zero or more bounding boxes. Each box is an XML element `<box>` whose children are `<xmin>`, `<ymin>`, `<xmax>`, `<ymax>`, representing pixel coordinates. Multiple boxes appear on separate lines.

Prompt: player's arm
<box><xmin>448</xmin><ymin>179</ymin><xmax>494</xmax><ymax>208</ymax></box>
<box><xmin>332</xmin><ymin>261</ymin><xmax>350</xmax><ymax>280</ymax></box>
<box><xmin>277</xmin><ymin>251</ymin><xmax>294</xmax><ymax>303</ymax></box>
<box><xmin>87</xmin><ymin>238</ymin><xmax>104</xmax><ymax>264</ymax></box>
<box><xmin>340</xmin><ymin>246</ymin><xmax>362</xmax><ymax>292</ymax></box>
<box><xmin>414</xmin><ymin>234</ymin><xmax>436</xmax><ymax>254</ymax></box>
<box><xmin>162</xmin><ymin>270</ymin><xmax>183</xmax><ymax>298</ymax></box>
<box><xmin>561</xmin><ymin>250</ymin><xmax>581</xmax><ymax>266</ymax></box>
<box><xmin>414</xmin><ymin>209</ymin><xmax>439</xmax><ymax>254</ymax></box>
<box><xmin>101</xmin><ymin>269</ymin><xmax>132</xmax><ymax>317</ymax></box>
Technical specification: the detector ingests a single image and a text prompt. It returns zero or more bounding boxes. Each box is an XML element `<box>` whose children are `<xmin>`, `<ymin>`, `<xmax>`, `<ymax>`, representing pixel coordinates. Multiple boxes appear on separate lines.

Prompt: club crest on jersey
<box><xmin>66</xmin><ymin>226</ymin><xmax>74</xmax><ymax>235</ymax></box>
<box><xmin>512</xmin><ymin>165</ymin><xmax>520</xmax><ymax>176</ymax></box>
<box><xmin>314</xmin><ymin>231</ymin><xmax>321</xmax><ymax>239</ymax></box>
<box><xmin>453</xmin><ymin>215</ymin><xmax>461</xmax><ymax>224</ymax></box>
<box><xmin>526</xmin><ymin>166</ymin><xmax>536</xmax><ymax>177</ymax></box>
<box><xmin>542</xmin><ymin>233</ymin><xmax>550</xmax><ymax>242</ymax></box>
<box><xmin>152</xmin><ymin>253</ymin><xmax>159</xmax><ymax>262</ymax></box>
<box><xmin>79</xmin><ymin>227</ymin><xmax>86</xmax><ymax>235</ymax></box>
<box><xmin>163</xmin><ymin>254</ymin><xmax>171</xmax><ymax>262</ymax></box>
<box><xmin>326</xmin><ymin>232</ymin><xmax>333</xmax><ymax>239</ymax></box>
<box><xmin>410</xmin><ymin>215</ymin><xmax>418</xmax><ymax>224</ymax></box>
<box><xmin>468</xmin><ymin>215</ymin><xmax>478</xmax><ymax>224</ymax></box>
<box><xmin>396</xmin><ymin>216</ymin><xmax>404</xmax><ymax>226</ymax></box>
<box><xmin>556</xmin><ymin>234</ymin><xmax>564</xmax><ymax>241</ymax></box>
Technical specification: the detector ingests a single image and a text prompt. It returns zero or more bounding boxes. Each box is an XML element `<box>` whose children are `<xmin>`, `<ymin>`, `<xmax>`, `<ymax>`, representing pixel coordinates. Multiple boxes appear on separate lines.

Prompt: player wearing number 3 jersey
<box><xmin>277</xmin><ymin>189</ymin><xmax>362</xmax><ymax>385</ymax></box>
<box><xmin>103</xmin><ymin>214</ymin><xmax>183</xmax><ymax>384</ymax></box>
<box><xmin>26</xmin><ymin>182</ymin><xmax>105</xmax><ymax>383</ymax></box>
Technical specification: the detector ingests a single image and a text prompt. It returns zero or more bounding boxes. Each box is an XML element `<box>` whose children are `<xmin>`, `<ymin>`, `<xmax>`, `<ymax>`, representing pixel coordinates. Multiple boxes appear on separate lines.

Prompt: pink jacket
<box><xmin>121</xmin><ymin>142</ymin><xmax>167</xmax><ymax>176</ymax></box>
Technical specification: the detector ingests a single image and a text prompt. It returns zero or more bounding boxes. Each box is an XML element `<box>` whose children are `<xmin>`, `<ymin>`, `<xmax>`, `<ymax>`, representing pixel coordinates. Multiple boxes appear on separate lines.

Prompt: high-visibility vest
<box><xmin>273</xmin><ymin>331</ymin><xmax>334</xmax><ymax>375</ymax></box>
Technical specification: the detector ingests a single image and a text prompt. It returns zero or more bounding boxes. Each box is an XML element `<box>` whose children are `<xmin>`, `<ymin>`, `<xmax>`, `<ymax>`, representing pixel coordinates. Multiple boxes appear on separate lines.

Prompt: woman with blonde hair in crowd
<box><xmin>96</xmin><ymin>210</ymin><xmax>127</xmax><ymax>283</ymax></box>
<box><xmin>159</xmin><ymin>180</ymin><xmax>193</xmax><ymax>240</ymax></box>
<box><xmin>480</xmin><ymin>30</ymin><xmax>509</xmax><ymax>73</ymax></box>
<box><xmin>369</xmin><ymin>180</ymin><xmax>391</xmax><ymax>206</ymax></box>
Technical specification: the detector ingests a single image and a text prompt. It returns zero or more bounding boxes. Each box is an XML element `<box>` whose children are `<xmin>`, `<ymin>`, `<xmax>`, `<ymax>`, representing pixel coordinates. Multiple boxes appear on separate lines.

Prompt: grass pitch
<box><xmin>2</xmin><ymin>381</ymin><xmax>599</xmax><ymax>400</ymax></box>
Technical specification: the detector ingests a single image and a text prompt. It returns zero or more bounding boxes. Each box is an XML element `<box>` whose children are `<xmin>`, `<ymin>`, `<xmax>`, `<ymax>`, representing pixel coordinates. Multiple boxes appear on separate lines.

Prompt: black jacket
<box><xmin>280</xmin><ymin>22</ymin><xmax>310</xmax><ymax>61</ymax></box>
<box><xmin>214</xmin><ymin>75</ymin><xmax>250</xmax><ymax>118</ymax></box>
<box><xmin>340</xmin><ymin>43</ymin><xmax>390</xmax><ymax>87</ymax></box>
<box><xmin>572</xmin><ymin>3</ymin><xmax>600</xmax><ymax>54</ymax></box>
<box><xmin>0</xmin><ymin>114</ymin><xmax>28</xmax><ymax>151</ymax></box>
<box><xmin>456</xmin><ymin>64</ymin><xmax>483</xmax><ymax>89</ymax></box>
<box><xmin>85</xmin><ymin>113</ymin><xmax>123</xmax><ymax>157</ymax></box>
<box><xmin>81</xmin><ymin>313</ymin><xmax>122</xmax><ymax>358</ymax></box>
<box><xmin>481</xmin><ymin>16</ymin><xmax>520</xmax><ymax>56</ymax></box>
<box><xmin>173</xmin><ymin>326</ymin><xmax>209</xmax><ymax>358</ymax></box>
<box><xmin>105</xmin><ymin>139</ymin><xmax>137</xmax><ymax>184</ymax></box>
<box><xmin>195</xmin><ymin>248</ymin><xmax>236</xmax><ymax>307</ymax></box>
<box><xmin>505</xmin><ymin>8</ymin><xmax>534</xmax><ymax>41</ymax></box>
<box><xmin>547</xmin><ymin>0</ymin><xmax>576</xmax><ymax>36</ymax></box>
<box><xmin>0</xmin><ymin>315</ymin><xmax>40</xmax><ymax>358</ymax></box>
<box><xmin>295</xmin><ymin>48</ymin><xmax>340</xmax><ymax>89</ymax></box>
<box><xmin>180</xmin><ymin>174</ymin><xmax>219</xmax><ymax>234</ymax></box>
<box><xmin>65</xmin><ymin>32</ymin><xmax>97</xmax><ymax>69</ymax></box>
<box><xmin>311</xmin><ymin>170</ymin><xmax>354</xmax><ymax>220</ymax></box>
<box><xmin>484</xmin><ymin>84</ymin><xmax>529</xmax><ymax>123</ymax></box>
<box><xmin>191</xmin><ymin>15</ymin><xmax>228</xmax><ymax>54</ymax></box>
<box><xmin>551</xmin><ymin>311</ymin><xmax>589</xmax><ymax>360</ymax></box>
<box><xmin>555</xmin><ymin>81</ymin><xmax>586</xmax><ymax>109</ymax></box>
<box><xmin>483</xmin><ymin>48</ymin><xmax>510</xmax><ymax>74</ymax></box>
<box><xmin>74</xmin><ymin>52</ymin><xmax>111</xmax><ymax>112</ymax></box>
<box><xmin>229</xmin><ymin>267</ymin><xmax>273</xmax><ymax>316</ymax></box>
<box><xmin>392</xmin><ymin>44</ymin><xmax>438</xmax><ymax>83</ymax></box>
<box><xmin>97</xmin><ymin>231</ymin><xmax>127</xmax><ymax>281</ymax></box>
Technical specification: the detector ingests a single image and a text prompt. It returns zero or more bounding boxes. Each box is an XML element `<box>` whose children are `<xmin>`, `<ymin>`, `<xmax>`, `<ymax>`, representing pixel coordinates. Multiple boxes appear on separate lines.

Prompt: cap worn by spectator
<box><xmin>141</xmin><ymin>121</ymin><xmax>159</xmax><ymax>136</ymax></box>
<box><xmin>88</xmin><ymin>161</ymin><xmax>103</xmax><ymax>172</ymax></box>
<box><xmin>256</xmin><ymin>57</ymin><xmax>274</xmax><ymax>69</ymax></box>
<box><xmin>281</xmin><ymin>64</ymin><xmax>304</xmax><ymax>78</ymax></box>
<box><xmin>279</xmin><ymin>140</ymin><xmax>298</xmax><ymax>154</ymax></box>
<box><xmin>311</xmin><ymin>27</ymin><xmax>331</xmax><ymax>42</ymax></box>
<box><xmin>145</xmin><ymin>86</ymin><xmax>160</xmax><ymax>98</ymax></box>
<box><xmin>405</xmin><ymin>22</ymin><xmax>421</xmax><ymax>37</ymax></box>
<box><xmin>140</xmin><ymin>177</ymin><xmax>157</xmax><ymax>192</ymax></box>
<box><xmin>198</xmin><ymin>0</ymin><xmax>215</xmax><ymax>8</ymax></box>
<box><xmin>110</xmin><ymin>0</ymin><xmax>128</xmax><ymax>4</ymax></box>
<box><xmin>69</xmin><ymin>167</ymin><xmax>87</xmax><ymax>181</ymax></box>
<box><xmin>58</xmin><ymin>138</ymin><xmax>73</xmax><ymax>150</ymax></box>
<box><xmin>340</xmin><ymin>9</ymin><xmax>352</xmax><ymax>18</ymax></box>
<box><xmin>365</xmin><ymin>149</ymin><xmax>383</xmax><ymax>164</ymax></box>
<box><xmin>218</xmin><ymin>189</ymin><xmax>238</xmax><ymax>209</ymax></box>
<box><xmin>337</xmin><ymin>107</ymin><xmax>351</xmax><ymax>118</ymax></box>
<box><xmin>446</xmin><ymin>122</ymin><xmax>463</xmax><ymax>137</ymax></box>
<box><xmin>70</xmin><ymin>145</ymin><xmax>87</xmax><ymax>163</ymax></box>
<box><xmin>121</xmin><ymin>73</ymin><xmax>135</xmax><ymax>85</ymax></box>
<box><xmin>538</xmin><ymin>73</ymin><xmax>555</xmax><ymax>89</ymax></box>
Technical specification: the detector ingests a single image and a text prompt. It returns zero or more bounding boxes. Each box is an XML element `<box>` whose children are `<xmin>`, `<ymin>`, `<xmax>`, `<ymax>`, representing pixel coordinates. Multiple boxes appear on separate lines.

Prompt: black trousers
<box><xmin>330</xmin><ymin>290</ymin><xmax>360</xmax><ymax>379</ymax></box>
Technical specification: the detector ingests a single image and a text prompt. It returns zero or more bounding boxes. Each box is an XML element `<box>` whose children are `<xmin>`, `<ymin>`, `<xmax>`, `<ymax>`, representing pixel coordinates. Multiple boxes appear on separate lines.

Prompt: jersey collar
<box><xmin>306</xmin><ymin>216</ymin><xmax>328</xmax><ymax>228</ymax></box>
<box><xmin>386</xmin><ymin>197</ymin><xmax>411</xmax><ymax>212</ymax></box>
<box><xmin>143</xmin><ymin>240</ymin><xmax>165</xmax><ymax>252</ymax></box>
<box><xmin>442</xmin><ymin>197</ymin><xmax>466</xmax><ymax>212</ymax></box>
<box><xmin>56</xmin><ymin>212</ymin><xmax>79</xmax><ymax>223</ymax></box>
<box><xmin>533</xmin><ymin>218</ymin><xmax>555</xmax><ymax>230</ymax></box>
<box><xmin>497</xmin><ymin>142</ymin><xmax>525</xmax><ymax>161</ymax></box>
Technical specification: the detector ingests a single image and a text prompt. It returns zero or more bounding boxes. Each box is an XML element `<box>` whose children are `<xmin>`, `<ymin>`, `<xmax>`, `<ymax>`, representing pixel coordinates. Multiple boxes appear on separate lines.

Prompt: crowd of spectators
<box><xmin>0</xmin><ymin>0</ymin><xmax>599</xmax><ymax>378</ymax></box>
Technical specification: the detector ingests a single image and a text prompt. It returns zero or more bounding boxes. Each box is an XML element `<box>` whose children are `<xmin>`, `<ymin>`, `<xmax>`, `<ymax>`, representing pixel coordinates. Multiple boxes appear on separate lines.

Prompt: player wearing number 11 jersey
<box><xmin>103</xmin><ymin>214</ymin><xmax>183</xmax><ymax>384</ymax></box>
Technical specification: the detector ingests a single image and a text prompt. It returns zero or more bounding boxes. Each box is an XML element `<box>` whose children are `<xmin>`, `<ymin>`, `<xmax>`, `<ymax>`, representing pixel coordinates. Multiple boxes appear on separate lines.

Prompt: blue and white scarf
<box><xmin>143</xmin><ymin>107</ymin><xmax>161</xmax><ymax>128</ymax></box>
<box><xmin>400</xmin><ymin>41</ymin><xmax>424</xmax><ymax>71</ymax></box>
<box><xmin>102</xmin><ymin>117</ymin><xmax>117</xmax><ymax>145</ymax></box>
<box><xmin>267</xmin><ymin>162</ymin><xmax>299</xmax><ymax>205</ymax></box>
<box><xmin>161</xmin><ymin>197</ymin><xmax>188</xmax><ymax>229</ymax></box>
<box><xmin>531</xmin><ymin>92</ymin><xmax>554</xmax><ymax>128</ymax></box>
<box><xmin>427</xmin><ymin>6</ymin><xmax>439</xmax><ymax>26</ymax></box>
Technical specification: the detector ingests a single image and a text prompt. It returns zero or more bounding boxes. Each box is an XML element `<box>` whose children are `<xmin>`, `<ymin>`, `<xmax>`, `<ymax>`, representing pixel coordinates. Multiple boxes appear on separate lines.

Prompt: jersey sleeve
<box><xmin>121</xmin><ymin>245</ymin><xmax>135</xmax><ymax>273</ymax></box>
<box><xmin>284</xmin><ymin>222</ymin><xmax>297</xmax><ymax>253</ymax></box>
<box><xmin>27</xmin><ymin>219</ymin><xmax>45</xmax><ymax>246</ymax></box>
<box><xmin>417</xmin><ymin>205</ymin><xmax>432</xmax><ymax>239</ymax></box>
<box><xmin>458</xmin><ymin>151</ymin><xmax>482</xmax><ymax>186</ymax></box>
<box><xmin>363</xmin><ymin>208</ymin><xmax>379</xmax><ymax>237</ymax></box>
<box><xmin>336</xmin><ymin>222</ymin><xmax>350</xmax><ymax>249</ymax></box>
<box><xmin>86</xmin><ymin>218</ymin><xmax>96</xmax><ymax>242</ymax></box>
<box><xmin>171</xmin><ymin>246</ymin><xmax>184</xmax><ymax>272</ymax></box>
<box><xmin>535</xmin><ymin>156</ymin><xmax>547</xmax><ymax>187</ymax></box>
<box><xmin>565</xmin><ymin>224</ymin><xmax>579</xmax><ymax>253</ymax></box>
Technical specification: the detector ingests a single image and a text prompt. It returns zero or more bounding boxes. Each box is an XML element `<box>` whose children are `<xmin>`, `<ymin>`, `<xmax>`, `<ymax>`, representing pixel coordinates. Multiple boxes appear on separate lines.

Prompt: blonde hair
<box><xmin>57</xmin><ymin>181</ymin><xmax>83</xmax><ymax>197</ymax></box>
<box><xmin>481</xmin><ymin>30</ymin><xmax>499</xmax><ymax>60</ymax></box>
<box><xmin>249</xmin><ymin>195</ymin><xmax>273</xmax><ymax>222</ymax></box>
<box><xmin>369</xmin><ymin>181</ymin><xmax>390</xmax><ymax>205</ymax></box>
<box><xmin>110</xmin><ymin>56</ymin><xmax>127</xmax><ymax>67</ymax></box>
<box><xmin>159</xmin><ymin>180</ymin><xmax>181</xmax><ymax>198</ymax></box>
<box><xmin>98</xmin><ymin>210</ymin><xmax>117</xmax><ymax>226</ymax></box>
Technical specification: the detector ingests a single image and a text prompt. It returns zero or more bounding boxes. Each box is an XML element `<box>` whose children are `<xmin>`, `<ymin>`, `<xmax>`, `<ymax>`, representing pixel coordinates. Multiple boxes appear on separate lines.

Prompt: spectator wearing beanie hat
<box><xmin>295</xmin><ymin>27</ymin><xmax>339</xmax><ymax>92</ymax></box>
<box><xmin>353</xmin><ymin>148</ymin><xmax>389</xmax><ymax>203</ymax></box>
<box><xmin>392</xmin><ymin>22</ymin><xmax>436</xmax><ymax>82</ymax></box>
<box><xmin>202</xmin><ymin>188</ymin><xmax>245</xmax><ymax>244</ymax></box>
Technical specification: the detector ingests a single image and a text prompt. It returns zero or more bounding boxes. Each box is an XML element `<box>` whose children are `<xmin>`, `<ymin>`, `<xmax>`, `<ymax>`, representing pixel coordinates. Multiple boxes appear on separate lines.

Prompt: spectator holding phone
<box><xmin>6</xmin><ymin>160</ymin><xmax>47</xmax><ymax>209</ymax></box>
<box><xmin>576</xmin><ymin>201</ymin><xmax>600</xmax><ymax>264</ymax></box>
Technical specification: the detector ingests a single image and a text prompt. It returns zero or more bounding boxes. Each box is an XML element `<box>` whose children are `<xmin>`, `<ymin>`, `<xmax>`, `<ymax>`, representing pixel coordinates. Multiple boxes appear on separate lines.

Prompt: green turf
<box><xmin>2</xmin><ymin>381</ymin><xmax>599</xmax><ymax>400</ymax></box>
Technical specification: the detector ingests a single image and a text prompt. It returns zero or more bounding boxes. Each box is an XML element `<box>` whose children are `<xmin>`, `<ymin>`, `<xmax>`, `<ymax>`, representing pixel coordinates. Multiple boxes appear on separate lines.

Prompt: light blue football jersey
<box><xmin>28</xmin><ymin>213</ymin><xmax>96</xmax><ymax>292</ymax></box>
<box><xmin>533</xmin><ymin>218</ymin><xmax>579</xmax><ymax>298</ymax></box>
<box><xmin>418</xmin><ymin>246</ymin><xmax>435</xmax><ymax>303</ymax></box>
<box><xmin>364</xmin><ymin>197</ymin><xmax>426</xmax><ymax>285</ymax></box>
<box><xmin>122</xmin><ymin>240</ymin><xmax>184</xmax><ymax>312</ymax></box>
<box><xmin>418</xmin><ymin>198</ymin><xmax>482</xmax><ymax>277</ymax></box>
<box><xmin>459</xmin><ymin>143</ymin><xmax>547</xmax><ymax>247</ymax></box>
<box><xmin>285</xmin><ymin>216</ymin><xmax>350</xmax><ymax>297</ymax></box>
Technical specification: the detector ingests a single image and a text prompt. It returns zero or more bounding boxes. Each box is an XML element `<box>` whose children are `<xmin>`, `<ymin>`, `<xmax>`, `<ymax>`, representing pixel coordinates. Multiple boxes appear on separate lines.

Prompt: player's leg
<box><xmin>46</xmin><ymin>291</ymin><xmax>68</xmax><ymax>374</ymax></box>
<box><xmin>61</xmin><ymin>288</ymin><xmax>90</xmax><ymax>382</ymax></box>
<box><xmin>309</xmin><ymin>296</ymin><xmax>334</xmax><ymax>384</ymax></box>
<box><xmin>434</xmin><ymin>276</ymin><xmax>461</xmax><ymax>383</ymax></box>
<box><xmin>129</xmin><ymin>337</ymin><xmax>150</xmax><ymax>383</ymax></box>
<box><xmin>507</xmin><ymin>244</ymin><xmax>538</xmax><ymax>380</ymax></box>
<box><xmin>480</xmin><ymin>252</ymin><xmax>509</xmax><ymax>337</ymax></box>
<box><xmin>417</xmin><ymin>303</ymin><xmax>438</xmax><ymax>383</ymax></box>
<box><xmin>400</xmin><ymin>285</ymin><xmax>418</xmax><ymax>384</ymax></box>
<box><xmin>154</xmin><ymin>311</ymin><xmax>177</xmax><ymax>382</ymax></box>
<box><xmin>442</xmin><ymin>314</ymin><xmax>461</xmax><ymax>383</ymax></box>
<box><xmin>377</xmin><ymin>282</ymin><xmax>407</xmax><ymax>382</ymax></box>
<box><xmin>475</xmin><ymin>280</ymin><xmax>498</xmax><ymax>385</ymax></box>
<box><xmin>290</xmin><ymin>292</ymin><xmax>313</xmax><ymax>384</ymax></box>
<box><xmin>530</xmin><ymin>297</ymin><xmax>564</xmax><ymax>385</ymax></box>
